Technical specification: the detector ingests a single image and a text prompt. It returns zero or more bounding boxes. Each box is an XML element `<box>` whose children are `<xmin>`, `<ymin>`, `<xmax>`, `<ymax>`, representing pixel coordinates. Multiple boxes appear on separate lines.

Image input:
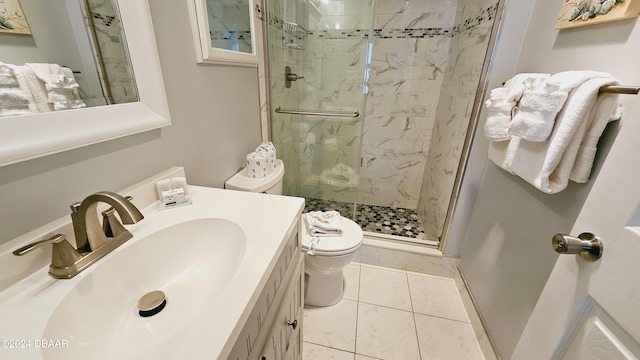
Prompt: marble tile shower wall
<box><xmin>207</xmin><ymin>1</ymin><xmax>252</xmax><ymax>53</ymax></box>
<box><xmin>86</xmin><ymin>0</ymin><xmax>136</xmax><ymax>104</ymax></box>
<box><xmin>359</xmin><ymin>0</ymin><xmax>458</xmax><ymax>209</ymax></box>
<box><xmin>269</xmin><ymin>0</ymin><xmax>303</xmax><ymax>197</ymax></box>
<box><xmin>417</xmin><ymin>0</ymin><xmax>499</xmax><ymax>240</ymax></box>
<box><xmin>271</xmin><ymin>0</ymin><xmax>373</xmax><ymax>203</ymax></box>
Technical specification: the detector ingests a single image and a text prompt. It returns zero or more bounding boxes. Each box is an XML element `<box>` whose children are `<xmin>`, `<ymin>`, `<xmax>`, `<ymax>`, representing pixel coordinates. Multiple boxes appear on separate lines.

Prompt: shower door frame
<box><xmin>437</xmin><ymin>0</ymin><xmax>508</xmax><ymax>253</ymax></box>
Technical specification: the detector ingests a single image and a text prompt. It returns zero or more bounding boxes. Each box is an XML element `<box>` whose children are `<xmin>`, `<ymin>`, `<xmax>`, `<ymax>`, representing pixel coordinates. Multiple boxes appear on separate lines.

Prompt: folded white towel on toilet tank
<box><xmin>305</xmin><ymin>211</ymin><xmax>343</xmax><ymax>237</ymax></box>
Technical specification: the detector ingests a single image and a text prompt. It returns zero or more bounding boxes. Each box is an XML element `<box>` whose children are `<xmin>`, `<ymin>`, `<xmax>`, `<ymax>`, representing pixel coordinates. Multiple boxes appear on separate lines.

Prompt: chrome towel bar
<box><xmin>275</xmin><ymin>107</ymin><xmax>360</xmax><ymax>118</ymax></box>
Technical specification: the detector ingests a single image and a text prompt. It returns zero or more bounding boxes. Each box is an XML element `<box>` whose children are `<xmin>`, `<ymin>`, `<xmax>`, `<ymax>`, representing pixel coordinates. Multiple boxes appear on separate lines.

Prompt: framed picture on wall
<box><xmin>556</xmin><ymin>0</ymin><xmax>640</xmax><ymax>29</ymax></box>
<box><xmin>0</xmin><ymin>0</ymin><xmax>31</xmax><ymax>35</ymax></box>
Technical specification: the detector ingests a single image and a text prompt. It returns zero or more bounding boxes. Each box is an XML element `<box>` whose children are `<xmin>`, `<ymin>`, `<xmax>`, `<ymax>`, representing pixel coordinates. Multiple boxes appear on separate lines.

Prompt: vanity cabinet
<box><xmin>227</xmin><ymin>219</ymin><xmax>304</xmax><ymax>360</ymax></box>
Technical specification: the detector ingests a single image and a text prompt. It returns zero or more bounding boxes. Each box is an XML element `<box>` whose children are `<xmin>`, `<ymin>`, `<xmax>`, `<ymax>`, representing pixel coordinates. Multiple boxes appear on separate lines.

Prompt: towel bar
<box><xmin>499</xmin><ymin>83</ymin><xmax>640</xmax><ymax>95</ymax></box>
<box><xmin>275</xmin><ymin>107</ymin><xmax>360</xmax><ymax>118</ymax></box>
<box><xmin>598</xmin><ymin>85</ymin><xmax>640</xmax><ymax>95</ymax></box>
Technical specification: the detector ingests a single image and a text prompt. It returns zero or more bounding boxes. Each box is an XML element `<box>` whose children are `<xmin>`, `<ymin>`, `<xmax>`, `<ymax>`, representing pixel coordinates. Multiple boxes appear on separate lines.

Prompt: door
<box><xmin>511</xmin><ymin>110</ymin><xmax>640</xmax><ymax>359</ymax></box>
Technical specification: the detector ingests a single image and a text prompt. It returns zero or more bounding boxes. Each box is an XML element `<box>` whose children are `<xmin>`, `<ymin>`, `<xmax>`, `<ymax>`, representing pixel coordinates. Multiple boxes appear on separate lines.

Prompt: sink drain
<box><xmin>138</xmin><ymin>290</ymin><xmax>166</xmax><ymax>317</ymax></box>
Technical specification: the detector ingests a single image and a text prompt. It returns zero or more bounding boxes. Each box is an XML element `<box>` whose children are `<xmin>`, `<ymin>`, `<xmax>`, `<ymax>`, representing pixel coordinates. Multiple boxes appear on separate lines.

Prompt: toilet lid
<box><xmin>301</xmin><ymin>216</ymin><xmax>363</xmax><ymax>255</ymax></box>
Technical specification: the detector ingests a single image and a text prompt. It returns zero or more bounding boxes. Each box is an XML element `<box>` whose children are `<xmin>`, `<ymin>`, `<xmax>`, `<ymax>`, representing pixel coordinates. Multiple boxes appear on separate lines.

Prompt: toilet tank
<box><xmin>224</xmin><ymin>159</ymin><xmax>285</xmax><ymax>194</ymax></box>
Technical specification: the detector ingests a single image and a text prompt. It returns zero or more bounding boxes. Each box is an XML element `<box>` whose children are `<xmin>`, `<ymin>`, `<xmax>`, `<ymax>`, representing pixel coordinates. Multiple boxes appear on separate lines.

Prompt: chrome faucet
<box><xmin>13</xmin><ymin>191</ymin><xmax>144</xmax><ymax>279</ymax></box>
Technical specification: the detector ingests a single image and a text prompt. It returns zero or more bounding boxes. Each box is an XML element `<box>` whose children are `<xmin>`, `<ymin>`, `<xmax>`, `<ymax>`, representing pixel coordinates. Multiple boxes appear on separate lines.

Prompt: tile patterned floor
<box><xmin>303</xmin><ymin>263</ymin><xmax>484</xmax><ymax>360</ymax></box>
<box><xmin>304</xmin><ymin>198</ymin><xmax>427</xmax><ymax>240</ymax></box>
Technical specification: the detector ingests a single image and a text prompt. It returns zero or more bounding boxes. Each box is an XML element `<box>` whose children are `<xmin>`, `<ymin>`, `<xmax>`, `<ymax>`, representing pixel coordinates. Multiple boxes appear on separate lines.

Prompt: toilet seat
<box><xmin>301</xmin><ymin>216</ymin><xmax>363</xmax><ymax>256</ymax></box>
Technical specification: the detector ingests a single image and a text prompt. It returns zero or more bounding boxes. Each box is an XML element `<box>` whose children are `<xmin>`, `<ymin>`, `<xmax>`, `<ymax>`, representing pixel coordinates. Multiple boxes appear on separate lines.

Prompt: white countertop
<box><xmin>0</xmin><ymin>186</ymin><xmax>304</xmax><ymax>359</ymax></box>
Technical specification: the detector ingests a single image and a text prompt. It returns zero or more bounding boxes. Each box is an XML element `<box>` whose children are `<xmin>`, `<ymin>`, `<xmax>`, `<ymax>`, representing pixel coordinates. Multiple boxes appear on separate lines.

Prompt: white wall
<box><xmin>0</xmin><ymin>1</ymin><xmax>262</xmax><ymax>244</ymax></box>
<box><xmin>454</xmin><ymin>0</ymin><xmax>640</xmax><ymax>358</ymax></box>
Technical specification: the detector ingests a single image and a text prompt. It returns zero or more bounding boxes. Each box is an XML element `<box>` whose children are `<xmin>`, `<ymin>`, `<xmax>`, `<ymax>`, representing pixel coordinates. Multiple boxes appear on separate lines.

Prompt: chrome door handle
<box><xmin>552</xmin><ymin>233</ymin><xmax>603</xmax><ymax>261</ymax></box>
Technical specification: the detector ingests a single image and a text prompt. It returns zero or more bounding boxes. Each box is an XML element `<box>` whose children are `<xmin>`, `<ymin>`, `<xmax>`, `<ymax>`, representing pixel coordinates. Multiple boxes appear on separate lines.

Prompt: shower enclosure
<box><xmin>266</xmin><ymin>0</ymin><xmax>501</xmax><ymax>246</ymax></box>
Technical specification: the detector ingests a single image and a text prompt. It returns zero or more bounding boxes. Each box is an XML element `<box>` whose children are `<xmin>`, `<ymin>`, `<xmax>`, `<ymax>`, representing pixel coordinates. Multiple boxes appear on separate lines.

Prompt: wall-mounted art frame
<box><xmin>556</xmin><ymin>0</ymin><xmax>640</xmax><ymax>29</ymax></box>
<box><xmin>0</xmin><ymin>0</ymin><xmax>31</xmax><ymax>35</ymax></box>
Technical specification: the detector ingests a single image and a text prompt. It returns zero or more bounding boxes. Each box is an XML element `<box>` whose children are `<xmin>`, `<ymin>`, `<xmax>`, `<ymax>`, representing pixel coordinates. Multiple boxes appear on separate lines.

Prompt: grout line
<box><xmin>407</xmin><ymin>271</ymin><xmax>424</xmax><ymax>360</ymax></box>
<box><xmin>304</xmin><ymin>341</ymin><xmax>356</xmax><ymax>355</ymax></box>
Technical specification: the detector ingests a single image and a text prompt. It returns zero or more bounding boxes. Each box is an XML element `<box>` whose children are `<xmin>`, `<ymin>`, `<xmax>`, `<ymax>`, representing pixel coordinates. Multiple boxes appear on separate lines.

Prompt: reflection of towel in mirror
<box><xmin>24</xmin><ymin>63</ymin><xmax>86</xmax><ymax>110</ymax></box>
<box><xmin>305</xmin><ymin>211</ymin><xmax>343</xmax><ymax>237</ymax></box>
<box><xmin>0</xmin><ymin>62</ymin><xmax>38</xmax><ymax>116</ymax></box>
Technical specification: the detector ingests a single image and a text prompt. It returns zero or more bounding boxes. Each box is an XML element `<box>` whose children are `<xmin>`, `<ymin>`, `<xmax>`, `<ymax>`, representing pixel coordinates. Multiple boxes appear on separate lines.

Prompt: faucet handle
<box><xmin>13</xmin><ymin>234</ymin><xmax>67</xmax><ymax>255</ymax></box>
<box><xmin>13</xmin><ymin>234</ymin><xmax>82</xmax><ymax>269</ymax></box>
<box><xmin>102</xmin><ymin>196</ymin><xmax>133</xmax><ymax>238</ymax></box>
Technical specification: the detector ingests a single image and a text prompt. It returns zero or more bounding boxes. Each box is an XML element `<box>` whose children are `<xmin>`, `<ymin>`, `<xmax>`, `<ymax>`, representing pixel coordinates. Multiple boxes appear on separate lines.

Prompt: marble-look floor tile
<box><xmin>356</xmin><ymin>303</ymin><xmax>420</xmax><ymax>360</ymax></box>
<box><xmin>359</xmin><ymin>266</ymin><xmax>412</xmax><ymax>311</ymax></box>
<box><xmin>414</xmin><ymin>313</ymin><xmax>484</xmax><ymax>360</ymax></box>
<box><xmin>304</xmin><ymin>342</ymin><xmax>355</xmax><ymax>360</ymax></box>
<box><xmin>407</xmin><ymin>273</ymin><xmax>469</xmax><ymax>322</ymax></box>
<box><xmin>304</xmin><ymin>299</ymin><xmax>358</xmax><ymax>352</ymax></box>
<box><xmin>343</xmin><ymin>263</ymin><xmax>361</xmax><ymax>301</ymax></box>
<box><xmin>355</xmin><ymin>354</ymin><xmax>383</xmax><ymax>360</ymax></box>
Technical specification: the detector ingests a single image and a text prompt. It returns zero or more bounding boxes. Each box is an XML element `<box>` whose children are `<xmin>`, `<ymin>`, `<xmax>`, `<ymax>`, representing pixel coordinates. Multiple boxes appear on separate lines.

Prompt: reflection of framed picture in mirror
<box><xmin>0</xmin><ymin>0</ymin><xmax>30</xmax><ymax>35</ymax></box>
<box><xmin>556</xmin><ymin>0</ymin><xmax>640</xmax><ymax>29</ymax></box>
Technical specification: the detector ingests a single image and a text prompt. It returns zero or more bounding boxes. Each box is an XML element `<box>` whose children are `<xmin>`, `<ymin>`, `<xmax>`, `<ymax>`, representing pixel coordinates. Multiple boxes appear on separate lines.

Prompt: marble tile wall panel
<box><xmin>271</xmin><ymin>0</ymin><xmax>498</xmax><ymax>217</ymax></box>
<box><xmin>206</xmin><ymin>0</ymin><xmax>252</xmax><ymax>53</ymax></box>
<box><xmin>86</xmin><ymin>0</ymin><xmax>136</xmax><ymax>104</ymax></box>
<box><xmin>417</xmin><ymin>3</ymin><xmax>498</xmax><ymax>240</ymax></box>
<box><xmin>268</xmin><ymin>0</ymin><xmax>304</xmax><ymax>197</ymax></box>
<box><xmin>360</xmin><ymin>0</ymin><xmax>457</xmax><ymax>209</ymax></box>
<box><xmin>271</xmin><ymin>0</ymin><xmax>372</xmax><ymax>204</ymax></box>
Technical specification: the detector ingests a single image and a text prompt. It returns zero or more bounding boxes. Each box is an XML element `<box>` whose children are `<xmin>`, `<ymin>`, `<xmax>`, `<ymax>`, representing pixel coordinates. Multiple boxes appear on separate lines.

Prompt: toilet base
<box><xmin>304</xmin><ymin>269</ymin><xmax>344</xmax><ymax>307</ymax></box>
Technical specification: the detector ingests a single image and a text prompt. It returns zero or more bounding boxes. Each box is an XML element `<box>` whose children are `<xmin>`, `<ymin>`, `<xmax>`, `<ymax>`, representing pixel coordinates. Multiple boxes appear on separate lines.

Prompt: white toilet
<box><xmin>301</xmin><ymin>218</ymin><xmax>362</xmax><ymax>307</ymax></box>
<box><xmin>225</xmin><ymin>159</ymin><xmax>285</xmax><ymax>194</ymax></box>
<box><xmin>225</xmin><ymin>158</ymin><xmax>363</xmax><ymax>307</ymax></box>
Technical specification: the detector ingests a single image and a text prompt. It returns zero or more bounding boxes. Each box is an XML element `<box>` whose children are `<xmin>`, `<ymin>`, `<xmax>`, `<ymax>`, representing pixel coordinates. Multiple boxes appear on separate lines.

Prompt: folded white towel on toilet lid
<box><xmin>305</xmin><ymin>211</ymin><xmax>343</xmax><ymax>237</ymax></box>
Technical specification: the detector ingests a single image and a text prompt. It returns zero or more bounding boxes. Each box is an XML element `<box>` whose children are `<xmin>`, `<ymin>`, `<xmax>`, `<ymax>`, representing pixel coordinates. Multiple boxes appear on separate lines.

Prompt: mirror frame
<box><xmin>0</xmin><ymin>0</ymin><xmax>171</xmax><ymax>167</ymax></box>
<box><xmin>188</xmin><ymin>0</ymin><xmax>259</xmax><ymax>67</ymax></box>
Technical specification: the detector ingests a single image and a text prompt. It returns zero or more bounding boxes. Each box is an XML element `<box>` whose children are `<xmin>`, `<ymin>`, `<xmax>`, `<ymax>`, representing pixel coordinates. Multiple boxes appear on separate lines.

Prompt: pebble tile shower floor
<box><xmin>304</xmin><ymin>198</ymin><xmax>426</xmax><ymax>239</ymax></box>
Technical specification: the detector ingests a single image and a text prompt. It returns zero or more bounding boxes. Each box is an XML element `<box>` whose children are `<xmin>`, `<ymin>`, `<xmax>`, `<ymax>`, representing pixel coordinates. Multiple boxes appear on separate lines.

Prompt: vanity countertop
<box><xmin>0</xmin><ymin>186</ymin><xmax>304</xmax><ymax>359</ymax></box>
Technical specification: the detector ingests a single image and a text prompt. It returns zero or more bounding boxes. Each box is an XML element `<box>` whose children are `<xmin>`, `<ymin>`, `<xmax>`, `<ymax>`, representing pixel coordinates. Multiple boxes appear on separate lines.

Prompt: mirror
<box><xmin>0</xmin><ymin>0</ymin><xmax>170</xmax><ymax>167</ymax></box>
<box><xmin>189</xmin><ymin>0</ymin><xmax>260</xmax><ymax>66</ymax></box>
<box><xmin>1</xmin><ymin>0</ymin><xmax>138</xmax><ymax>111</ymax></box>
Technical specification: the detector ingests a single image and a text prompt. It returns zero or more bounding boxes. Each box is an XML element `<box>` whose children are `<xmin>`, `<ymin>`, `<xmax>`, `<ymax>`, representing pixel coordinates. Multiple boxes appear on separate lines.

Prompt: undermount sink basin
<box><xmin>41</xmin><ymin>218</ymin><xmax>246</xmax><ymax>359</ymax></box>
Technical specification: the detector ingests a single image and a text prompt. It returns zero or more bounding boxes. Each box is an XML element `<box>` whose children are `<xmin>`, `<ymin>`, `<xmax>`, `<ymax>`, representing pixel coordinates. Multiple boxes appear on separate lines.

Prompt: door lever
<box><xmin>552</xmin><ymin>232</ymin><xmax>603</xmax><ymax>261</ymax></box>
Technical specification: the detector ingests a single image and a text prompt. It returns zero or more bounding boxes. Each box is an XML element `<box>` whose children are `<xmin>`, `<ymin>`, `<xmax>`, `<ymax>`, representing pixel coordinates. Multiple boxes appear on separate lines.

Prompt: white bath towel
<box><xmin>20</xmin><ymin>66</ymin><xmax>53</xmax><ymax>112</ymax></box>
<box><xmin>570</xmin><ymin>97</ymin><xmax>622</xmax><ymax>183</ymax></box>
<box><xmin>508</xmin><ymin>71</ymin><xmax>612</xmax><ymax>142</ymax></box>
<box><xmin>0</xmin><ymin>63</ymin><xmax>19</xmax><ymax>87</ymax></box>
<box><xmin>484</xmin><ymin>73</ymin><xmax>550</xmax><ymax>141</ymax></box>
<box><xmin>305</xmin><ymin>211</ymin><xmax>343</xmax><ymax>237</ymax></box>
<box><xmin>0</xmin><ymin>62</ymin><xmax>38</xmax><ymax>116</ymax></box>
<box><xmin>508</xmin><ymin>89</ymin><xmax>568</xmax><ymax>142</ymax></box>
<box><xmin>504</xmin><ymin>75</ymin><xmax>620</xmax><ymax>193</ymax></box>
<box><xmin>24</xmin><ymin>63</ymin><xmax>86</xmax><ymax>110</ymax></box>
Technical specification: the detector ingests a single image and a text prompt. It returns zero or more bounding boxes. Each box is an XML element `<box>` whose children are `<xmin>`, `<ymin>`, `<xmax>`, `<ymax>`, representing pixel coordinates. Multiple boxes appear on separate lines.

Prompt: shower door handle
<box><xmin>285</xmin><ymin>66</ymin><xmax>304</xmax><ymax>88</ymax></box>
<box><xmin>551</xmin><ymin>233</ymin><xmax>603</xmax><ymax>261</ymax></box>
<box><xmin>286</xmin><ymin>73</ymin><xmax>304</xmax><ymax>81</ymax></box>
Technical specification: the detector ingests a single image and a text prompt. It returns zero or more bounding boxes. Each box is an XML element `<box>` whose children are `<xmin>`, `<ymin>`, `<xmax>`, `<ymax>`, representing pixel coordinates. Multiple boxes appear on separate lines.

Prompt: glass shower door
<box><xmin>267</xmin><ymin>0</ymin><xmax>373</xmax><ymax>219</ymax></box>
